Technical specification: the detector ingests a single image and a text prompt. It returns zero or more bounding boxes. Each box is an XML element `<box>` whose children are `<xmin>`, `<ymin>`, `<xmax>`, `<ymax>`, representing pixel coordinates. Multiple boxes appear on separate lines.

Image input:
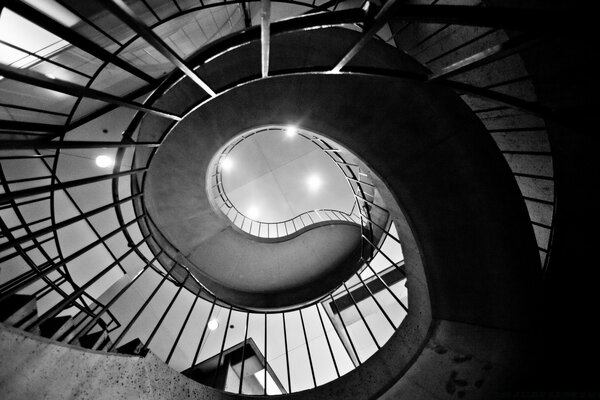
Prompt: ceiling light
<box><xmin>220</xmin><ymin>157</ymin><xmax>233</xmax><ymax>171</ymax></box>
<box><xmin>95</xmin><ymin>155</ymin><xmax>114</xmax><ymax>168</ymax></box>
<box><xmin>307</xmin><ymin>174</ymin><xmax>322</xmax><ymax>191</ymax></box>
<box><xmin>44</xmin><ymin>73</ymin><xmax>56</xmax><ymax>80</ymax></box>
<box><xmin>247</xmin><ymin>206</ymin><xmax>259</xmax><ymax>220</ymax></box>
<box><xmin>285</xmin><ymin>126</ymin><xmax>297</xmax><ymax>138</ymax></box>
<box><xmin>207</xmin><ymin>319</ymin><xmax>219</xmax><ymax>331</ymax></box>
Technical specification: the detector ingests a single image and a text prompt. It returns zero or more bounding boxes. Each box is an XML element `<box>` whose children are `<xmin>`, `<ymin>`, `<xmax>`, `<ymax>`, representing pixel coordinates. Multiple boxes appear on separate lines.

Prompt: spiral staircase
<box><xmin>0</xmin><ymin>0</ymin><xmax>595</xmax><ymax>398</ymax></box>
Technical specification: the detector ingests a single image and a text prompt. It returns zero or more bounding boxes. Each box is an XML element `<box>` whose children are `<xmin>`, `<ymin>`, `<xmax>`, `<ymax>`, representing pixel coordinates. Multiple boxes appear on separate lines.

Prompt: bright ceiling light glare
<box><xmin>44</xmin><ymin>73</ymin><xmax>56</xmax><ymax>80</ymax></box>
<box><xmin>247</xmin><ymin>206</ymin><xmax>259</xmax><ymax>220</ymax></box>
<box><xmin>306</xmin><ymin>174</ymin><xmax>322</xmax><ymax>192</ymax></box>
<box><xmin>95</xmin><ymin>154</ymin><xmax>114</xmax><ymax>168</ymax></box>
<box><xmin>220</xmin><ymin>157</ymin><xmax>233</xmax><ymax>172</ymax></box>
<box><xmin>284</xmin><ymin>126</ymin><xmax>297</xmax><ymax>138</ymax></box>
<box><xmin>207</xmin><ymin>319</ymin><xmax>219</xmax><ymax>331</ymax></box>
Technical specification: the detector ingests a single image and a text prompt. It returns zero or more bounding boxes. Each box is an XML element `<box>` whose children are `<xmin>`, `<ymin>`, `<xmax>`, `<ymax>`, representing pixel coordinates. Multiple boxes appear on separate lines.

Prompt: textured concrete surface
<box><xmin>131</xmin><ymin>23</ymin><xmax>541</xmax><ymax>398</ymax></box>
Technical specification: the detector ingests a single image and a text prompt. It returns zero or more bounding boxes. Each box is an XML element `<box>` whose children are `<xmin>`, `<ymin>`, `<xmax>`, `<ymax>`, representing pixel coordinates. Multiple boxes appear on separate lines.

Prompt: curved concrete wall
<box><xmin>139</xmin><ymin>28</ymin><xmax>426</xmax><ymax>309</ymax></box>
<box><xmin>131</xmin><ymin>25</ymin><xmax>540</xmax><ymax>398</ymax></box>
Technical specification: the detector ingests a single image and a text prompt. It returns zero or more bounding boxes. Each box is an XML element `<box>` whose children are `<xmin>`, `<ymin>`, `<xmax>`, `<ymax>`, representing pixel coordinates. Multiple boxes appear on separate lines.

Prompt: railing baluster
<box><xmin>355</xmin><ymin>272</ymin><xmax>397</xmax><ymax>329</ymax></box>
<box><xmin>192</xmin><ymin>296</ymin><xmax>217</xmax><ymax>366</ymax></box>
<box><xmin>283</xmin><ymin>312</ymin><xmax>292</xmax><ymax>393</ymax></box>
<box><xmin>108</xmin><ymin>262</ymin><xmax>178</xmax><ymax>351</ymax></box>
<box><xmin>212</xmin><ymin>306</ymin><xmax>233</xmax><ymax>387</ymax></box>
<box><xmin>264</xmin><ymin>313</ymin><xmax>268</xmax><ymax>395</ymax></box>
<box><xmin>299</xmin><ymin>309</ymin><xmax>317</xmax><ymax>388</ymax></box>
<box><xmin>238</xmin><ymin>312</ymin><xmax>250</xmax><ymax>394</ymax></box>
<box><xmin>317</xmin><ymin>303</ymin><xmax>340</xmax><ymax>378</ymax></box>
<box><xmin>144</xmin><ymin>270</ymin><xmax>190</xmax><ymax>350</ymax></box>
<box><xmin>364</xmin><ymin>260</ymin><xmax>408</xmax><ymax>313</ymax></box>
<box><xmin>329</xmin><ymin>294</ymin><xmax>361</xmax><ymax>366</ymax></box>
<box><xmin>69</xmin><ymin>250</ymin><xmax>163</xmax><ymax>344</ymax></box>
<box><xmin>166</xmin><ymin>286</ymin><xmax>202</xmax><ymax>364</ymax></box>
<box><xmin>25</xmin><ymin>236</ymin><xmax>149</xmax><ymax>331</ymax></box>
<box><xmin>342</xmin><ymin>281</ymin><xmax>380</xmax><ymax>349</ymax></box>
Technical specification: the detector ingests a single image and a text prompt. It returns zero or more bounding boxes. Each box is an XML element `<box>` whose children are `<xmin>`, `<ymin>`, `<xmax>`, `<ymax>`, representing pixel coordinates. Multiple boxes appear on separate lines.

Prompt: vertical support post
<box><xmin>166</xmin><ymin>286</ymin><xmax>202</xmax><ymax>364</ymax></box>
<box><xmin>192</xmin><ymin>296</ymin><xmax>218</xmax><ymax>366</ymax></box>
<box><xmin>264</xmin><ymin>312</ymin><xmax>268</xmax><ymax>395</ymax></box>
<box><xmin>283</xmin><ymin>312</ymin><xmax>292</xmax><ymax>393</ymax></box>
<box><xmin>213</xmin><ymin>307</ymin><xmax>233</xmax><ymax>387</ymax></box>
<box><xmin>299</xmin><ymin>309</ymin><xmax>317</xmax><ymax>388</ymax></box>
<box><xmin>238</xmin><ymin>312</ymin><xmax>250</xmax><ymax>394</ymax></box>
<box><xmin>329</xmin><ymin>294</ymin><xmax>361</xmax><ymax>365</ymax></box>
<box><xmin>260</xmin><ymin>0</ymin><xmax>271</xmax><ymax>78</ymax></box>
<box><xmin>108</xmin><ymin>262</ymin><xmax>178</xmax><ymax>351</ymax></box>
<box><xmin>355</xmin><ymin>272</ymin><xmax>397</xmax><ymax>329</ymax></box>
<box><xmin>342</xmin><ymin>282</ymin><xmax>380</xmax><ymax>349</ymax></box>
<box><xmin>144</xmin><ymin>270</ymin><xmax>190</xmax><ymax>350</ymax></box>
<box><xmin>316</xmin><ymin>303</ymin><xmax>340</xmax><ymax>378</ymax></box>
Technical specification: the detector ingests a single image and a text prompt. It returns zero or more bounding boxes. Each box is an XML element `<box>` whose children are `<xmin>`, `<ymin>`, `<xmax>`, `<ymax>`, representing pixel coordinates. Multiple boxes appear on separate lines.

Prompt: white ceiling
<box><xmin>222</xmin><ymin>130</ymin><xmax>355</xmax><ymax>223</ymax></box>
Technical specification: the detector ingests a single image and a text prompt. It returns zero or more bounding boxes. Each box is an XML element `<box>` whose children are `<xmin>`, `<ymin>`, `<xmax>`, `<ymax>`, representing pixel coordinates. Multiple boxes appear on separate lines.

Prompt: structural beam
<box><xmin>241</xmin><ymin>2</ymin><xmax>251</xmax><ymax>28</ymax></box>
<box><xmin>0</xmin><ymin>168</ymin><xmax>147</xmax><ymax>205</ymax></box>
<box><xmin>0</xmin><ymin>64</ymin><xmax>181</xmax><ymax>121</ymax></box>
<box><xmin>388</xmin><ymin>4</ymin><xmax>568</xmax><ymax>30</ymax></box>
<box><xmin>0</xmin><ymin>193</ymin><xmax>142</xmax><ymax>253</ymax></box>
<box><xmin>66</xmin><ymin>82</ymin><xmax>160</xmax><ymax>132</ymax></box>
<box><xmin>331</xmin><ymin>0</ymin><xmax>397</xmax><ymax>73</ymax></box>
<box><xmin>3</xmin><ymin>0</ymin><xmax>155</xmax><ymax>83</ymax></box>
<box><xmin>0</xmin><ymin>120</ymin><xmax>63</xmax><ymax>133</ymax></box>
<box><xmin>59</xmin><ymin>8</ymin><xmax>367</xmax><ymax>138</ymax></box>
<box><xmin>439</xmin><ymin>79</ymin><xmax>556</xmax><ymax>120</ymax></box>
<box><xmin>428</xmin><ymin>33</ymin><xmax>542</xmax><ymax>81</ymax></box>
<box><xmin>260</xmin><ymin>0</ymin><xmax>271</xmax><ymax>78</ymax></box>
<box><xmin>0</xmin><ymin>216</ymin><xmax>143</xmax><ymax>303</ymax></box>
<box><xmin>98</xmin><ymin>0</ymin><xmax>217</xmax><ymax>97</ymax></box>
<box><xmin>0</xmin><ymin>140</ymin><xmax>160</xmax><ymax>150</ymax></box>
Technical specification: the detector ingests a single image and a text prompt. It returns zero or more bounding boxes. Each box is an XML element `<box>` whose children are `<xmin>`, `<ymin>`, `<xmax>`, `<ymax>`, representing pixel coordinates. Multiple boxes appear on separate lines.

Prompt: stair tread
<box><xmin>0</xmin><ymin>294</ymin><xmax>37</xmax><ymax>326</ymax></box>
<box><xmin>79</xmin><ymin>329</ymin><xmax>107</xmax><ymax>350</ymax></box>
<box><xmin>39</xmin><ymin>315</ymin><xmax>74</xmax><ymax>340</ymax></box>
<box><xmin>116</xmin><ymin>338</ymin><xmax>148</xmax><ymax>356</ymax></box>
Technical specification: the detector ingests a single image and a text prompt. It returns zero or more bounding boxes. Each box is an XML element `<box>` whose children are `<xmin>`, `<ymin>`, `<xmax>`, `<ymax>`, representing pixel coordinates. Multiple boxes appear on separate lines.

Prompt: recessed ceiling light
<box><xmin>247</xmin><ymin>206</ymin><xmax>259</xmax><ymax>220</ymax></box>
<box><xmin>95</xmin><ymin>155</ymin><xmax>114</xmax><ymax>168</ymax></box>
<box><xmin>307</xmin><ymin>174</ymin><xmax>322</xmax><ymax>191</ymax></box>
<box><xmin>207</xmin><ymin>319</ymin><xmax>219</xmax><ymax>331</ymax></box>
<box><xmin>44</xmin><ymin>73</ymin><xmax>56</xmax><ymax>80</ymax></box>
<box><xmin>220</xmin><ymin>157</ymin><xmax>233</xmax><ymax>171</ymax></box>
<box><xmin>285</xmin><ymin>126</ymin><xmax>297</xmax><ymax>138</ymax></box>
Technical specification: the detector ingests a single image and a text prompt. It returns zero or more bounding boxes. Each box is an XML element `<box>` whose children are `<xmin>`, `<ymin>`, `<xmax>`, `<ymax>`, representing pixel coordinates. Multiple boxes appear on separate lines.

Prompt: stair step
<box><xmin>78</xmin><ymin>330</ymin><xmax>107</xmax><ymax>350</ymax></box>
<box><xmin>98</xmin><ymin>336</ymin><xmax>113</xmax><ymax>352</ymax></box>
<box><xmin>0</xmin><ymin>294</ymin><xmax>37</xmax><ymax>327</ymax></box>
<box><xmin>116</xmin><ymin>338</ymin><xmax>148</xmax><ymax>357</ymax></box>
<box><xmin>39</xmin><ymin>315</ymin><xmax>74</xmax><ymax>341</ymax></box>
